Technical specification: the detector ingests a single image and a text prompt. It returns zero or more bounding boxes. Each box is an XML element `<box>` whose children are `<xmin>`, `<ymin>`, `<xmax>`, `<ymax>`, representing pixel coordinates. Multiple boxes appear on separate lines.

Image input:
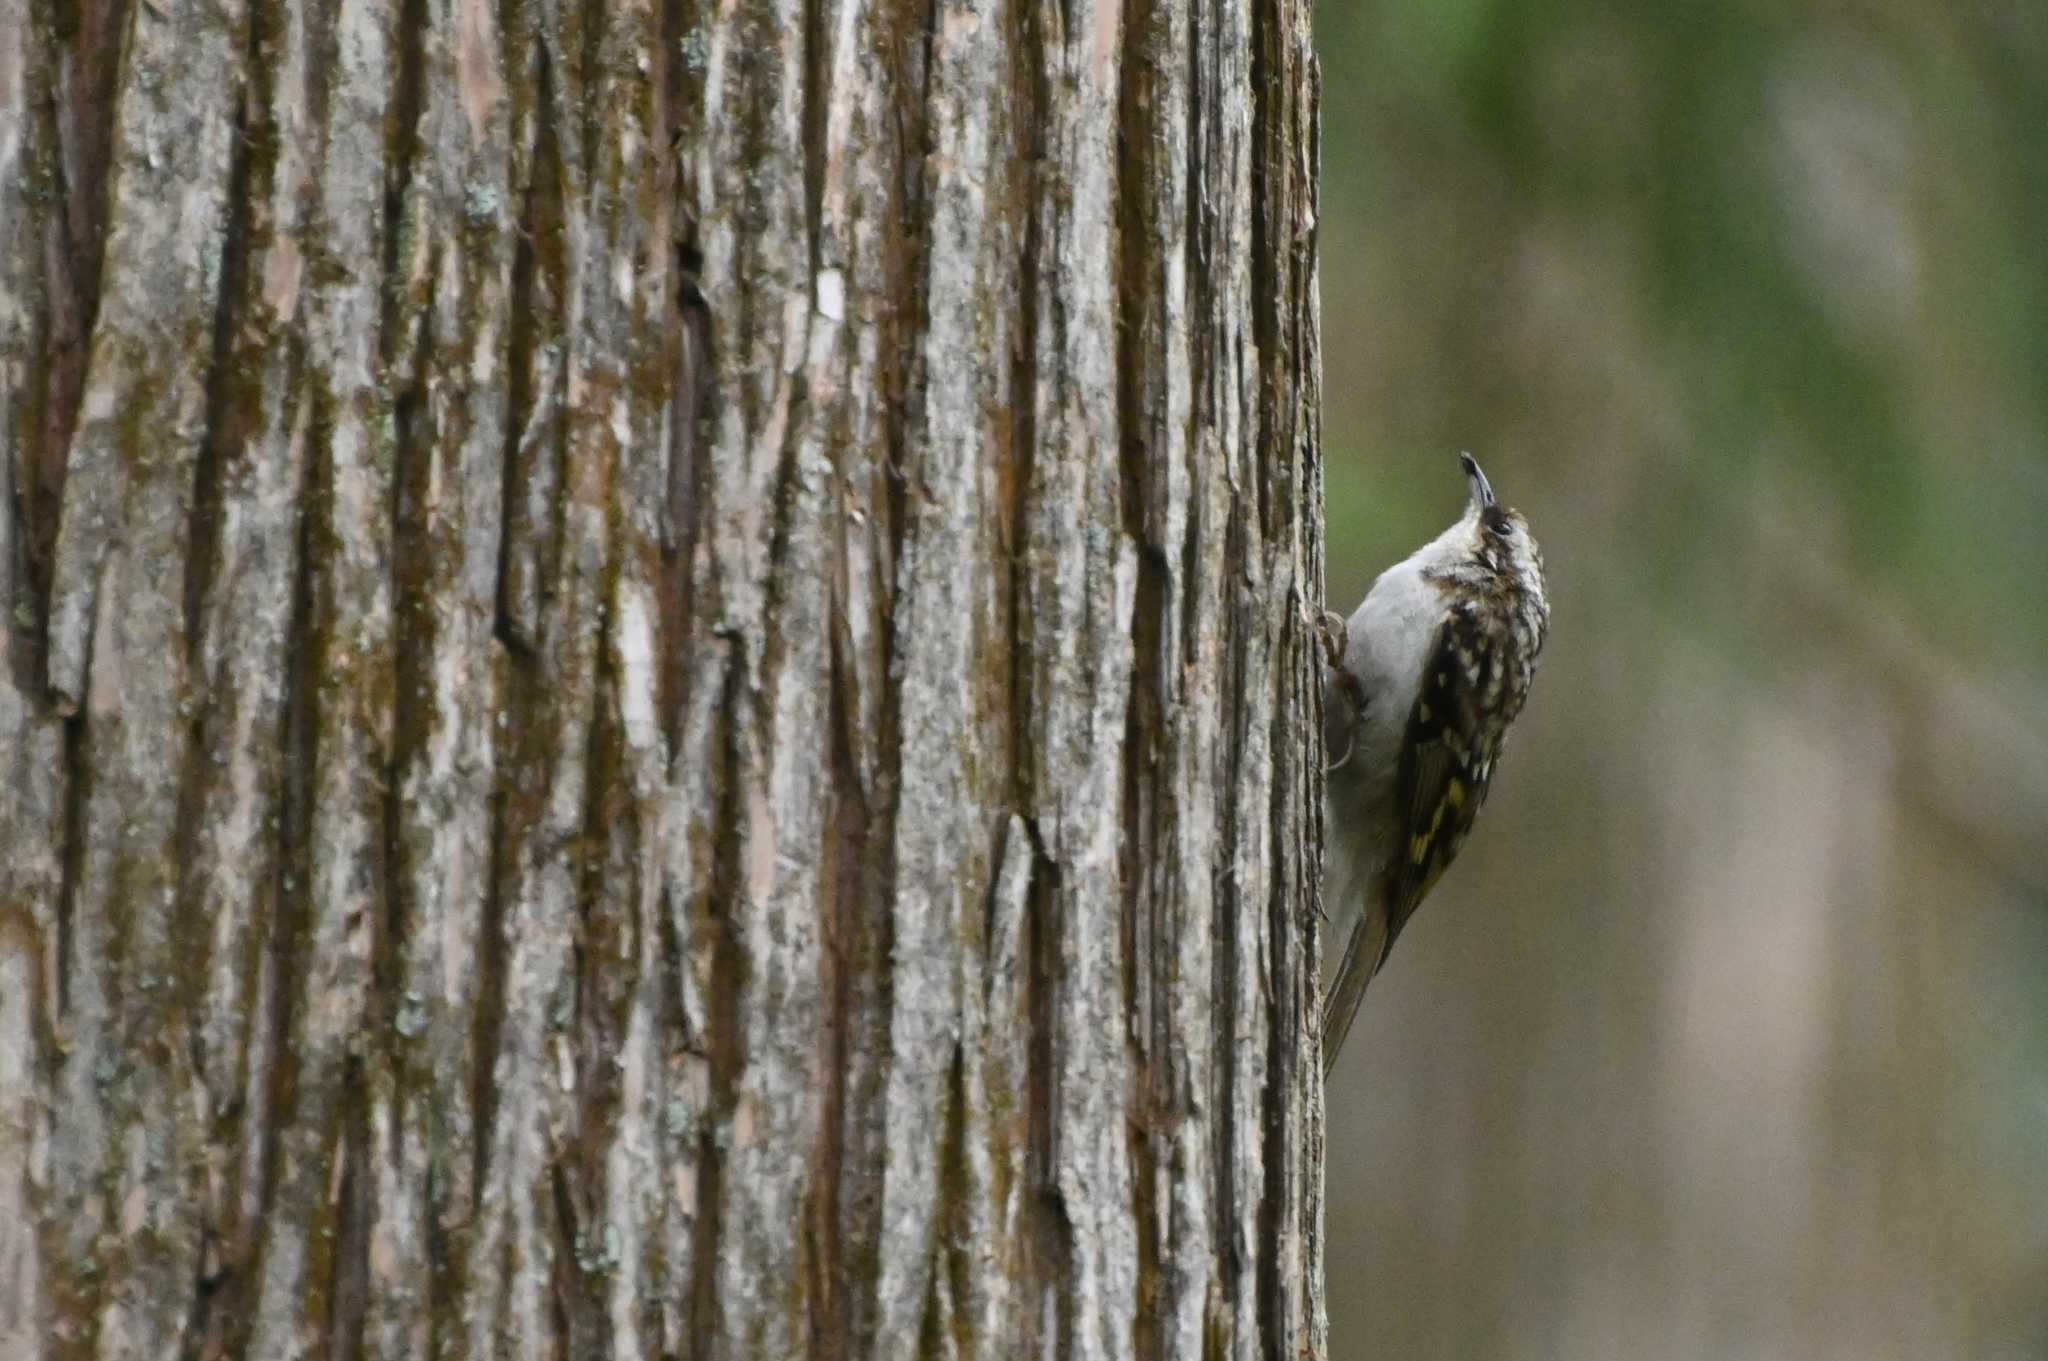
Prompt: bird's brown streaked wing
<box><xmin>1319</xmin><ymin>609</ymin><xmax>1504</xmax><ymax>1076</ymax></box>
<box><xmin>1383</xmin><ymin>607</ymin><xmax>1497</xmax><ymax>952</ymax></box>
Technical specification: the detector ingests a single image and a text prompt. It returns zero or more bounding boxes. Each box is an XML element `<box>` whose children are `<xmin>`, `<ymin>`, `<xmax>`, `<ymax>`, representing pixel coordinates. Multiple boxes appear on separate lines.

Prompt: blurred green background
<box><xmin>1313</xmin><ymin>1</ymin><xmax>2048</xmax><ymax>1357</ymax></box>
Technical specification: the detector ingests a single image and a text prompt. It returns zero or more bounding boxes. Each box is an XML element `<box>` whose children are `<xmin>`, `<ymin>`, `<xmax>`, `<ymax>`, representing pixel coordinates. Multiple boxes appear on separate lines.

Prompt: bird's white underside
<box><xmin>1321</xmin><ymin>514</ymin><xmax>1472</xmax><ymax>987</ymax></box>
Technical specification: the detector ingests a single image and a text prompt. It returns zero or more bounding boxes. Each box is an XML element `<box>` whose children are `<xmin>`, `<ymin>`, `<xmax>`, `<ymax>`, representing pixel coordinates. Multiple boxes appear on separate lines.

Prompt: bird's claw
<box><xmin>1324</xmin><ymin>682</ymin><xmax>1362</xmax><ymax>772</ymax></box>
<box><xmin>1317</xmin><ymin>608</ymin><xmax>1346</xmax><ymax>670</ymax></box>
<box><xmin>1318</xmin><ymin>608</ymin><xmax>1362</xmax><ymax>771</ymax></box>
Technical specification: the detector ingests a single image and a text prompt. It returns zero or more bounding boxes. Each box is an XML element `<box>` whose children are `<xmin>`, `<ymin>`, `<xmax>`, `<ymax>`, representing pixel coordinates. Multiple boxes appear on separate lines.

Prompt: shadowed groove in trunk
<box><xmin>0</xmin><ymin>0</ymin><xmax>1326</xmax><ymax>1356</ymax></box>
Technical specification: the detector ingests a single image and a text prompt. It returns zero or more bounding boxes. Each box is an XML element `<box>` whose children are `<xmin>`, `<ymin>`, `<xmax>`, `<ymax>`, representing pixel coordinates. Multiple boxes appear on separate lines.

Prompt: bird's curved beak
<box><xmin>1459</xmin><ymin>452</ymin><xmax>1496</xmax><ymax>509</ymax></box>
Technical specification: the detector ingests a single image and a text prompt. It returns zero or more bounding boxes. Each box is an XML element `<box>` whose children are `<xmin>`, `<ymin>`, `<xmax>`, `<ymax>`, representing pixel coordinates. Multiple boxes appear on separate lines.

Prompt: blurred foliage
<box><xmin>1314</xmin><ymin>0</ymin><xmax>2048</xmax><ymax>1356</ymax></box>
<box><xmin>1320</xmin><ymin>0</ymin><xmax>2048</xmax><ymax>668</ymax></box>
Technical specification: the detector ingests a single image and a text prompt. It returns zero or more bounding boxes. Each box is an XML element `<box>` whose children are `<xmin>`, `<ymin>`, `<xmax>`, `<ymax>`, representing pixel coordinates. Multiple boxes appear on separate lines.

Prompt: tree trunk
<box><xmin>0</xmin><ymin>0</ymin><xmax>1324</xmax><ymax>1354</ymax></box>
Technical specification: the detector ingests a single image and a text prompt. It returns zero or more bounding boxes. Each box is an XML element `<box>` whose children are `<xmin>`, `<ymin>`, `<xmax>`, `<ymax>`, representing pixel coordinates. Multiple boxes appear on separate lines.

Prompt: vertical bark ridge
<box><xmin>998</xmin><ymin>11</ymin><xmax>1057</xmax><ymax>1352</ymax></box>
<box><xmin>34</xmin><ymin>0</ymin><xmax>249</xmax><ymax>1348</ymax></box>
<box><xmin>179</xmin><ymin>7</ymin><xmax>265</xmax><ymax>674</ymax></box>
<box><xmin>674</xmin><ymin>0</ymin><xmax>844</xmax><ymax>1353</ymax></box>
<box><xmin>464</xmin><ymin>26</ymin><xmax>559</xmax><ymax>1323</ymax></box>
<box><xmin>1247</xmin><ymin>6</ymin><xmax>1321</xmax><ymax>1358</ymax></box>
<box><xmin>0</xmin><ymin>0</ymin><xmax>44</xmax><ymax>680</ymax></box>
<box><xmin>364</xmin><ymin>0</ymin><xmax>518</xmax><ymax>1341</ymax></box>
<box><xmin>949</xmin><ymin>814</ymin><xmax>1037</xmax><ymax>1358</ymax></box>
<box><xmin>239</xmin><ymin>0</ymin><xmax>403</xmax><ymax>1344</ymax></box>
<box><xmin>1117</xmin><ymin>1</ymin><xmax>1234</xmax><ymax>1359</ymax></box>
<box><xmin>861</xmin><ymin>0</ymin><xmax>1017</xmax><ymax>1354</ymax></box>
<box><xmin>0</xmin><ymin>12</ymin><xmax>67</xmax><ymax>1350</ymax></box>
<box><xmin>658</xmin><ymin>11</ymin><xmax>734</xmax><ymax>1344</ymax></box>
<box><xmin>805</xmin><ymin>0</ymin><xmax>916</xmax><ymax>1354</ymax></box>
<box><xmin>460</xmin><ymin>0</ymin><xmax>654</xmax><ymax>1344</ymax></box>
<box><xmin>1019</xmin><ymin>4</ymin><xmax>1146</xmax><ymax>1359</ymax></box>
<box><xmin>179</xmin><ymin>0</ymin><xmax>315</xmax><ymax>1349</ymax></box>
<box><xmin>571</xmin><ymin>0</ymin><xmax>677</xmax><ymax>1352</ymax></box>
<box><xmin>1196</xmin><ymin>0</ymin><xmax>1265</xmax><ymax>1354</ymax></box>
<box><xmin>820</xmin><ymin>8</ymin><xmax>928</xmax><ymax>1350</ymax></box>
<box><xmin>0</xmin><ymin>11</ymin><xmax>62</xmax><ymax>1351</ymax></box>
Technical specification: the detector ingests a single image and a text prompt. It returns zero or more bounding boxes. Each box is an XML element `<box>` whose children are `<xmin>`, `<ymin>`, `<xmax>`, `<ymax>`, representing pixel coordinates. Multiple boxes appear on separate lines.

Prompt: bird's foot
<box><xmin>1317</xmin><ymin>608</ymin><xmax>1346</xmax><ymax>669</ymax></box>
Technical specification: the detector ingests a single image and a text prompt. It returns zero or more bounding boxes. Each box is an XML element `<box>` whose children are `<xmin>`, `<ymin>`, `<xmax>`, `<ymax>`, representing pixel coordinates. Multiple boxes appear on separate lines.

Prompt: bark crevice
<box><xmin>30</xmin><ymin>0</ymin><xmax>131</xmax><ymax>623</ymax></box>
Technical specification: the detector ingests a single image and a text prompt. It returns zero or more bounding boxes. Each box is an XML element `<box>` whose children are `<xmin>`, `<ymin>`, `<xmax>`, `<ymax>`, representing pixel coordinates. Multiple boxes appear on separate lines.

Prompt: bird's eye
<box><xmin>1486</xmin><ymin>510</ymin><xmax>1513</xmax><ymax>535</ymax></box>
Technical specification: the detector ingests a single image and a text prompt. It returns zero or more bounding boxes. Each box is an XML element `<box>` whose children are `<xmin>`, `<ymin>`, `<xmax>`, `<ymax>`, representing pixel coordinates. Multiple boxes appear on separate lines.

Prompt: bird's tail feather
<box><xmin>1321</xmin><ymin>890</ymin><xmax>1390</xmax><ymax>1079</ymax></box>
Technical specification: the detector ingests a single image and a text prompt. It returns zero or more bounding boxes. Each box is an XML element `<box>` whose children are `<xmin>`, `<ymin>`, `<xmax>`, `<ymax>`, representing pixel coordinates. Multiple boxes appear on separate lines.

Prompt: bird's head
<box><xmin>1422</xmin><ymin>454</ymin><xmax>1546</xmax><ymax>607</ymax></box>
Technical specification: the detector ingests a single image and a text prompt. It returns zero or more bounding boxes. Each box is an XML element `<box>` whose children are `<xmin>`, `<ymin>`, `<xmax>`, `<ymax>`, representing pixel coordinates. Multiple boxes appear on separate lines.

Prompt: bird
<box><xmin>1320</xmin><ymin>452</ymin><xmax>1549</xmax><ymax>1077</ymax></box>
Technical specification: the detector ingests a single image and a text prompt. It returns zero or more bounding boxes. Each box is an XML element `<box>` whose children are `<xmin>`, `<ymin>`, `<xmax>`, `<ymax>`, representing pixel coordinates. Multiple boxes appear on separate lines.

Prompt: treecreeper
<box><xmin>1321</xmin><ymin>453</ymin><xmax>1551</xmax><ymax>1076</ymax></box>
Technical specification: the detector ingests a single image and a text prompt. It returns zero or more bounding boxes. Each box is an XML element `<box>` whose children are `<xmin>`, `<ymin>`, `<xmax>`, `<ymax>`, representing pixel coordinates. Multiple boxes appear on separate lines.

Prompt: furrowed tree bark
<box><xmin>0</xmin><ymin>0</ymin><xmax>1325</xmax><ymax>1355</ymax></box>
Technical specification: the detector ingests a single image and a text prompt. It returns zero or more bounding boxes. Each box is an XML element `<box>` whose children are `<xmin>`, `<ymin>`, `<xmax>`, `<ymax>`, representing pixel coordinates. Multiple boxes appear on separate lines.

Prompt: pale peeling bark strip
<box><xmin>709</xmin><ymin>363</ymin><xmax>836</xmax><ymax>1353</ymax></box>
<box><xmin>867</xmin><ymin>0</ymin><xmax>1013</xmax><ymax>1351</ymax></box>
<box><xmin>819</xmin><ymin>0</ymin><xmax>896</xmax><ymax>813</ymax></box>
<box><xmin>656</xmin><ymin>638</ymin><xmax>724</xmax><ymax>1358</ymax></box>
<box><xmin>595</xmin><ymin>408</ymin><xmax>669</xmax><ymax>1361</ymax></box>
<box><xmin>942</xmin><ymin>814</ymin><xmax>1037</xmax><ymax>1360</ymax></box>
